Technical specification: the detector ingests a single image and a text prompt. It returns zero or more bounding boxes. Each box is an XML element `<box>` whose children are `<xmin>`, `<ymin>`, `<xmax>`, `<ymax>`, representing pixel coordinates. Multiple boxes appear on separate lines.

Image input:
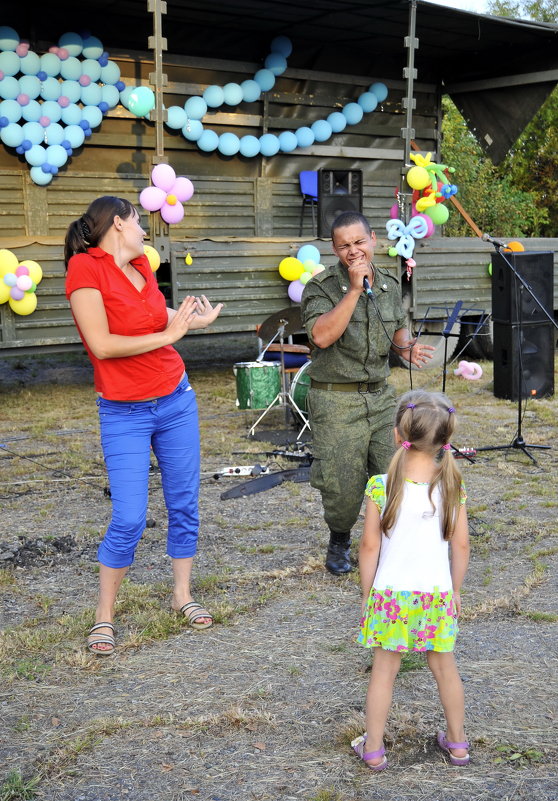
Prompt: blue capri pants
<box><xmin>96</xmin><ymin>376</ymin><xmax>200</xmax><ymax>569</ymax></box>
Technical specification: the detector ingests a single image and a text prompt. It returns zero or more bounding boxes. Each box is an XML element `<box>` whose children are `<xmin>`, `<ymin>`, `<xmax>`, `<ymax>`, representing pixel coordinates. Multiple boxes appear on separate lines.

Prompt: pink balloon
<box><xmin>139</xmin><ymin>186</ymin><xmax>166</xmax><ymax>212</ymax></box>
<box><xmin>15</xmin><ymin>265</ymin><xmax>30</xmax><ymax>276</ymax></box>
<box><xmin>10</xmin><ymin>287</ymin><xmax>25</xmax><ymax>301</ymax></box>
<box><xmin>416</xmin><ymin>212</ymin><xmax>435</xmax><ymax>238</ymax></box>
<box><xmin>173</xmin><ymin>176</ymin><xmax>194</xmax><ymax>202</ymax></box>
<box><xmin>161</xmin><ymin>202</ymin><xmax>184</xmax><ymax>224</ymax></box>
<box><xmin>16</xmin><ymin>275</ymin><xmax>33</xmax><ymax>291</ymax></box>
<box><xmin>287</xmin><ymin>279</ymin><xmax>304</xmax><ymax>303</ymax></box>
<box><xmin>151</xmin><ymin>163</ymin><xmax>177</xmax><ymax>192</ymax></box>
<box><xmin>389</xmin><ymin>203</ymin><xmax>399</xmax><ymax>219</ymax></box>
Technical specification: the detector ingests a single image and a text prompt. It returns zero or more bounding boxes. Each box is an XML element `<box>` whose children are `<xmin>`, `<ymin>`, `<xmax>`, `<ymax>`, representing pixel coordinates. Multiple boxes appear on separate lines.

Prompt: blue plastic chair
<box><xmin>299</xmin><ymin>171</ymin><xmax>318</xmax><ymax>236</ymax></box>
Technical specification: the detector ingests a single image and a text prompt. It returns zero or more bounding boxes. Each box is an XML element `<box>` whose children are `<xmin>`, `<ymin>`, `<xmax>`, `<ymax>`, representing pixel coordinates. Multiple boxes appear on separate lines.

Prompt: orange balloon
<box><xmin>503</xmin><ymin>241</ymin><xmax>525</xmax><ymax>252</ymax></box>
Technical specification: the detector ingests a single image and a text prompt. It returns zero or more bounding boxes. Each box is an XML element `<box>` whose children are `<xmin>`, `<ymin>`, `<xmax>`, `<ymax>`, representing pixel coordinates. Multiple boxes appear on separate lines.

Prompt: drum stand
<box><xmin>249</xmin><ymin>322</ymin><xmax>309</xmax><ymax>438</ymax></box>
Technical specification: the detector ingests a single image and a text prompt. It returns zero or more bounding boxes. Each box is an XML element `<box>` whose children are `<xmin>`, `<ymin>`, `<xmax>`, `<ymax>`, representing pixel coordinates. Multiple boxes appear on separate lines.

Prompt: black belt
<box><xmin>310</xmin><ymin>379</ymin><xmax>386</xmax><ymax>393</ymax></box>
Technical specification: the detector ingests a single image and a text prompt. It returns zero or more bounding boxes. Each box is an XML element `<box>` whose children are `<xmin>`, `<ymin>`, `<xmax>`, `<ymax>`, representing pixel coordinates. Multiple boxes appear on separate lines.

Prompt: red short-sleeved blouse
<box><xmin>65</xmin><ymin>247</ymin><xmax>185</xmax><ymax>400</ymax></box>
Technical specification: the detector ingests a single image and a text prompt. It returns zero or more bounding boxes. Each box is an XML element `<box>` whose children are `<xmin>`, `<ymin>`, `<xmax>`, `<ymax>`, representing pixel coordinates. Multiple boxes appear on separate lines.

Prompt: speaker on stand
<box><xmin>317</xmin><ymin>169</ymin><xmax>363</xmax><ymax>237</ymax></box>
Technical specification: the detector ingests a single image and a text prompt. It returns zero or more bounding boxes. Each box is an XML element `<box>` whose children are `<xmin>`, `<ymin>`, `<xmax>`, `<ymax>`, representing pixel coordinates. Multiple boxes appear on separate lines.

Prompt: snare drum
<box><xmin>233</xmin><ymin>361</ymin><xmax>281</xmax><ymax>410</ymax></box>
<box><xmin>290</xmin><ymin>360</ymin><xmax>311</xmax><ymax>414</ymax></box>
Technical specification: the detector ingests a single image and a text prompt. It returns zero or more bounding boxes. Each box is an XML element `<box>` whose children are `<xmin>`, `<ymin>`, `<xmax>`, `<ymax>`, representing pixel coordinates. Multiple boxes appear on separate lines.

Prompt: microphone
<box><xmin>482</xmin><ymin>233</ymin><xmax>507</xmax><ymax>249</ymax></box>
<box><xmin>363</xmin><ymin>276</ymin><xmax>374</xmax><ymax>297</ymax></box>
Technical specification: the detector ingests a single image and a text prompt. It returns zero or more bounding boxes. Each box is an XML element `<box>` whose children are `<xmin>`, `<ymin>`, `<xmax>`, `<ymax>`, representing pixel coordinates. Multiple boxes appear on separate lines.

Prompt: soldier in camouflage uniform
<box><xmin>301</xmin><ymin>212</ymin><xmax>433</xmax><ymax>574</ymax></box>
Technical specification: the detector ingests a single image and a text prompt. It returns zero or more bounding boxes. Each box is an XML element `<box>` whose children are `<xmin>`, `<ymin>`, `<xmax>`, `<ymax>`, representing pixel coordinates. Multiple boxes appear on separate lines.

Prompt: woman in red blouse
<box><xmin>65</xmin><ymin>196</ymin><xmax>222</xmax><ymax>655</ymax></box>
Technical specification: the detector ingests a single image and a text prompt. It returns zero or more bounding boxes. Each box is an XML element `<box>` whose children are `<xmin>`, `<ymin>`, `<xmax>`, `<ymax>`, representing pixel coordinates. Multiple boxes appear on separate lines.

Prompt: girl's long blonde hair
<box><xmin>381</xmin><ymin>390</ymin><xmax>462</xmax><ymax>541</ymax></box>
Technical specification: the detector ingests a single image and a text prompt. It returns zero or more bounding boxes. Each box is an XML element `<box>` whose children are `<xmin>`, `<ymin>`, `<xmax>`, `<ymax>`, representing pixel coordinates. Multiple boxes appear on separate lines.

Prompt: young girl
<box><xmin>352</xmin><ymin>389</ymin><xmax>470</xmax><ymax>770</ymax></box>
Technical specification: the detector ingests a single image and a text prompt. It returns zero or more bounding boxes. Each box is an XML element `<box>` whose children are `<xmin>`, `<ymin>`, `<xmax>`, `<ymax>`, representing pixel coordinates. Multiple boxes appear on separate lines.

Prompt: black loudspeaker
<box><xmin>491</xmin><ymin>251</ymin><xmax>553</xmax><ymax>324</ymax></box>
<box><xmin>317</xmin><ymin>169</ymin><xmax>363</xmax><ymax>237</ymax></box>
<box><xmin>493</xmin><ymin>322</ymin><xmax>554</xmax><ymax>400</ymax></box>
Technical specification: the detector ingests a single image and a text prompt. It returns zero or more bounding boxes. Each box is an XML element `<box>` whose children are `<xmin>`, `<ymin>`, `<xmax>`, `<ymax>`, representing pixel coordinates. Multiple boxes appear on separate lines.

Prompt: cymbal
<box><xmin>258</xmin><ymin>306</ymin><xmax>303</xmax><ymax>341</ymax></box>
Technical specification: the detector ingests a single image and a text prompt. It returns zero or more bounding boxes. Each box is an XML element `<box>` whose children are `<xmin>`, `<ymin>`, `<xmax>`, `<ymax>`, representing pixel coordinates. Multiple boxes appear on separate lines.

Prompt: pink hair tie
<box><xmin>442</xmin><ymin>443</ymin><xmax>451</xmax><ymax>450</ymax></box>
<box><xmin>401</xmin><ymin>441</ymin><xmax>412</xmax><ymax>450</ymax></box>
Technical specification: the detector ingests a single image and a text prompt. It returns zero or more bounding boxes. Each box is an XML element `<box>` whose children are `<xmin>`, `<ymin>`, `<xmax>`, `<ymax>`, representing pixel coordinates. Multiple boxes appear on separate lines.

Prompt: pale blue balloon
<box><xmin>185</xmin><ymin>95</ymin><xmax>207</xmax><ymax>120</ymax></box>
<box><xmin>41</xmin><ymin>101</ymin><xmax>62</xmax><ymax>123</ymax></box>
<box><xmin>25</xmin><ymin>144</ymin><xmax>47</xmax><ymax>166</ymax></box>
<box><xmin>81</xmin><ymin>83</ymin><xmax>102</xmax><ymax>107</ymax></box>
<box><xmin>21</xmin><ymin>99</ymin><xmax>41</xmax><ymax>122</ymax></box>
<box><xmin>254</xmin><ymin>69</ymin><xmax>275</xmax><ymax>92</ymax></box>
<box><xmin>278</xmin><ymin>131</ymin><xmax>297</xmax><ymax>152</ymax></box>
<box><xmin>58</xmin><ymin>32</ymin><xmax>83</xmax><ymax>57</ymax></box>
<box><xmin>64</xmin><ymin>124</ymin><xmax>85</xmax><ymax>149</ymax></box>
<box><xmin>22</xmin><ymin>121</ymin><xmax>44</xmax><ymax>144</ymax></box>
<box><xmin>119</xmin><ymin>86</ymin><xmax>134</xmax><ymax>108</ymax></box>
<box><xmin>127</xmin><ymin>86</ymin><xmax>155</xmax><ymax>116</ymax></box>
<box><xmin>100</xmin><ymin>62</ymin><xmax>120</xmax><ymax>85</ymax></box>
<box><xmin>265</xmin><ymin>53</ymin><xmax>287</xmax><ymax>76</ymax></box>
<box><xmin>81</xmin><ymin>59</ymin><xmax>102</xmax><ymax>82</ymax></box>
<box><xmin>239</xmin><ymin>135</ymin><xmax>260</xmax><ymax>158</ymax></box>
<box><xmin>218</xmin><ymin>132</ymin><xmax>240</xmax><ymax>156</ymax></box>
<box><xmin>0</xmin><ymin>76</ymin><xmax>19</xmax><ymax>100</ymax></box>
<box><xmin>0</xmin><ymin>51</ymin><xmax>20</xmax><ymax>77</ymax></box>
<box><xmin>61</xmin><ymin>103</ymin><xmax>82</xmax><ymax>125</ymax></box>
<box><xmin>327</xmin><ymin>111</ymin><xmax>347</xmax><ymax>133</ymax></box>
<box><xmin>311</xmin><ymin>119</ymin><xmax>332</xmax><ymax>142</ymax></box>
<box><xmin>0</xmin><ymin>99</ymin><xmax>22</xmax><ymax>123</ymax></box>
<box><xmin>343</xmin><ymin>102</ymin><xmax>364</xmax><ymax>125</ymax></box>
<box><xmin>182</xmin><ymin>119</ymin><xmax>203</xmax><ymax>141</ymax></box>
<box><xmin>166</xmin><ymin>105</ymin><xmax>187</xmax><ymax>129</ymax></box>
<box><xmin>297</xmin><ymin>245</ymin><xmax>321</xmax><ymax>264</ymax></box>
<box><xmin>46</xmin><ymin>144</ymin><xmax>68</xmax><ymax>167</ymax></box>
<box><xmin>198</xmin><ymin>129</ymin><xmax>219</xmax><ymax>151</ymax></box>
<box><xmin>60</xmin><ymin>80</ymin><xmax>81</xmax><ymax>103</ymax></box>
<box><xmin>19</xmin><ymin>75</ymin><xmax>41</xmax><ymax>99</ymax></box>
<box><xmin>100</xmin><ymin>85</ymin><xmax>119</xmax><ymax>109</ymax></box>
<box><xmin>30</xmin><ymin>165</ymin><xmax>53</xmax><ymax>186</ymax></box>
<box><xmin>44</xmin><ymin>122</ymin><xmax>65</xmax><ymax>145</ymax></box>
<box><xmin>19</xmin><ymin>52</ymin><xmax>41</xmax><ymax>76</ymax></box>
<box><xmin>295</xmin><ymin>126</ymin><xmax>314</xmax><ymax>148</ymax></box>
<box><xmin>259</xmin><ymin>133</ymin><xmax>280</xmax><ymax>157</ymax></box>
<box><xmin>358</xmin><ymin>91</ymin><xmax>378</xmax><ymax>113</ymax></box>
<box><xmin>0</xmin><ymin>26</ymin><xmax>19</xmax><ymax>51</ymax></box>
<box><xmin>40</xmin><ymin>77</ymin><xmax>61</xmax><ymax>101</ymax></box>
<box><xmin>223</xmin><ymin>83</ymin><xmax>243</xmax><ymax>106</ymax></box>
<box><xmin>40</xmin><ymin>53</ymin><xmax>61</xmax><ymax>77</ymax></box>
<box><xmin>203</xmin><ymin>85</ymin><xmax>224</xmax><ymax>108</ymax></box>
<box><xmin>240</xmin><ymin>80</ymin><xmax>261</xmax><ymax>103</ymax></box>
<box><xmin>271</xmin><ymin>35</ymin><xmax>292</xmax><ymax>58</ymax></box>
<box><xmin>60</xmin><ymin>57</ymin><xmax>82</xmax><ymax>82</ymax></box>
<box><xmin>0</xmin><ymin>122</ymin><xmax>24</xmax><ymax>148</ymax></box>
<box><xmin>82</xmin><ymin>36</ymin><xmax>103</xmax><ymax>59</ymax></box>
<box><xmin>369</xmin><ymin>82</ymin><xmax>388</xmax><ymax>102</ymax></box>
<box><xmin>82</xmin><ymin>105</ymin><xmax>102</xmax><ymax>128</ymax></box>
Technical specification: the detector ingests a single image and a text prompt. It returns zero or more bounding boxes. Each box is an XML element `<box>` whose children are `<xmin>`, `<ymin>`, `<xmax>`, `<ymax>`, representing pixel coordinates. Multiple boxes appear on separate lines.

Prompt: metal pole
<box><xmin>147</xmin><ymin>0</ymin><xmax>168</xmax><ymax>166</ymax></box>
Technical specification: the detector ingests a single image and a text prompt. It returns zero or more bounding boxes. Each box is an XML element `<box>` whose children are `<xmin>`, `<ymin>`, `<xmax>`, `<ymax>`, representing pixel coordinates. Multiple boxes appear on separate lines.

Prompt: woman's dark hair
<box><xmin>64</xmin><ymin>196</ymin><xmax>137</xmax><ymax>270</ymax></box>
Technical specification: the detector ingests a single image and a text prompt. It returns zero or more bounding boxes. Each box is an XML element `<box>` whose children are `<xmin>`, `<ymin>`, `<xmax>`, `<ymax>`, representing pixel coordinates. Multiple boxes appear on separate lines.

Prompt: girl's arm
<box><xmin>360</xmin><ymin>499</ymin><xmax>382</xmax><ymax>614</ymax></box>
<box><xmin>71</xmin><ymin>288</ymin><xmax>199</xmax><ymax>360</ymax></box>
<box><xmin>450</xmin><ymin>503</ymin><xmax>470</xmax><ymax>616</ymax></box>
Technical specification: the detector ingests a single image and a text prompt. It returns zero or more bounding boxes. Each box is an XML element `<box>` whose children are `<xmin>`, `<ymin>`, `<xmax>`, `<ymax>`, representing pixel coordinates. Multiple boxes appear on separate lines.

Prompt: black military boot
<box><xmin>325</xmin><ymin>530</ymin><xmax>352</xmax><ymax>575</ymax></box>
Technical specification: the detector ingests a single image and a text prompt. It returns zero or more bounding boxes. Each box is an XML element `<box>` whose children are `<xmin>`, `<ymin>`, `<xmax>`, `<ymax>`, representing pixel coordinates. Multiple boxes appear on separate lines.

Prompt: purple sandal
<box><xmin>437</xmin><ymin>731</ymin><xmax>470</xmax><ymax>766</ymax></box>
<box><xmin>351</xmin><ymin>734</ymin><xmax>388</xmax><ymax>771</ymax></box>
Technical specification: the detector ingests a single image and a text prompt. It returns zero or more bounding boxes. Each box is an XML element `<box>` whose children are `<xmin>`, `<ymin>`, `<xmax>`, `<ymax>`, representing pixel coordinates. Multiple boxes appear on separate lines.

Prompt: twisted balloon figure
<box><xmin>454</xmin><ymin>360</ymin><xmax>483</xmax><ymax>380</ymax></box>
<box><xmin>386</xmin><ymin>216</ymin><xmax>429</xmax><ymax>259</ymax></box>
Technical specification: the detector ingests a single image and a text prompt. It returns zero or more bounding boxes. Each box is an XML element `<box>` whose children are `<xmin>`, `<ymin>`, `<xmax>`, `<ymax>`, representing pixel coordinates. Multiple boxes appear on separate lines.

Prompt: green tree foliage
<box><xmin>489</xmin><ymin>0</ymin><xmax>557</xmax><ymax>22</ymax></box>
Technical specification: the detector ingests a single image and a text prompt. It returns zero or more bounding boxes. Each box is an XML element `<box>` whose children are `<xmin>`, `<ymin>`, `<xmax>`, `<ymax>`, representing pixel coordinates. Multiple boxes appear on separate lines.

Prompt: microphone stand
<box><xmin>475</xmin><ymin>243</ymin><xmax>557</xmax><ymax>464</ymax></box>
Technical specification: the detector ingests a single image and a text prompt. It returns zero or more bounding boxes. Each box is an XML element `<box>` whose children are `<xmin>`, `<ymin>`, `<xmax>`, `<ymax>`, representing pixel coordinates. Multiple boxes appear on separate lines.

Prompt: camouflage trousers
<box><xmin>307</xmin><ymin>383</ymin><xmax>396</xmax><ymax>534</ymax></box>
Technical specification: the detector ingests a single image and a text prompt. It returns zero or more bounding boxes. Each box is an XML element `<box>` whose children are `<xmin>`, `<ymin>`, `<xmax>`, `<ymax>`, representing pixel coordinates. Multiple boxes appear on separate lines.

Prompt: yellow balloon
<box><xmin>0</xmin><ymin>249</ymin><xmax>18</xmax><ymax>276</ymax></box>
<box><xmin>19</xmin><ymin>260</ymin><xmax>43</xmax><ymax>285</ymax></box>
<box><xmin>9</xmin><ymin>292</ymin><xmax>37</xmax><ymax>316</ymax></box>
<box><xmin>278</xmin><ymin>257</ymin><xmax>304</xmax><ymax>282</ymax></box>
<box><xmin>416</xmin><ymin>195</ymin><xmax>436</xmax><ymax>212</ymax></box>
<box><xmin>144</xmin><ymin>244</ymin><xmax>161</xmax><ymax>272</ymax></box>
<box><xmin>0</xmin><ymin>281</ymin><xmax>11</xmax><ymax>303</ymax></box>
<box><xmin>185</xmin><ymin>252</ymin><xmax>193</xmax><ymax>265</ymax></box>
<box><xmin>406</xmin><ymin>166</ymin><xmax>431</xmax><ymax>191</ymax></box>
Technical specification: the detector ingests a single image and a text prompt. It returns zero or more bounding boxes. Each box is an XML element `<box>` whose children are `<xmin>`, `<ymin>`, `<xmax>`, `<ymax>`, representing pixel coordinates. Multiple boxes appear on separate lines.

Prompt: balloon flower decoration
<box><xmin>278</xmin><ymin>244</ymin><xmax>325</xmax><ymax>303</ymax></box>
<box><xmin>139</xmin><ymin>164</ymin><xmax>194</xmax><ymax>225</ymax></box>
<box><xmin>454</xmin><ymin>360</ymin><xmax>483</xmax><ymax>380</ymax></box>
<box><xmin>406</xmin><ymin>151</ymin><xmax>458</xmax><ymax>226</ymax></box>
<box><xmin>0</xmin><ymin>248</ymin><xmax>43</xmax><ymax>315</ymax></box>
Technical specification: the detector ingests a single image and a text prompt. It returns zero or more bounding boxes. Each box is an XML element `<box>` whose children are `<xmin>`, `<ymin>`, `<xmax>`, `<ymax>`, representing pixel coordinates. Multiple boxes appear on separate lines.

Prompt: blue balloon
<box><xmin>0</xmin><ymin>26</ymin><xmax>19</xmax><ymax>51</ymax></box>
<box><xmin>82</xmin><ymin>35</ymin><xmax>103</xmax><ymax>59</ymax></box>
<box><xmin>81</xmin><ymin>83</ymin><xmax>102</xmax><ymax>107</ymax></box>
<box><xmin>182</xmin><ymin>119</ymin><xmax>203</xmax><ymax>141</ymax></box>
<box><xmin>203</xmin><ymin>85</ymin><xmax>224</xmax><ymax>108</ymax></box>
<box><xmin>0</xmin><ymin>76</ymin><xmax>19</xmax><ymax>100</ymax></box>
<box><xmin>46</xmin><ymin>144</ymin><xmax>68</xmax><ymax>167</ymax></box>
<box><xmin>100</xmin><ymin>85</ymin><xmax>119</xmax><ymax>109</ymax></box>
<box><xmin>297</xmin><ymin>245</ymin><xmax>321</xmax><ymax>264</ymax></box>
<box><xmin>64</xmin><ymin>124</ymin><xmax>85</xmax><ymax>149</ymax></box>
<box><xmin>254</xmin><ymin>69</ymin><xmax>275</xmax><ymax>92</ymax></box>
<box><xmin>81</xmin><ymin>105</ymin><xmax>103</xmax><ymax>128</ymax></box>
<box><xmin>311</xmin><ymin>119</ymin><xmax>332</xmax><ymax>142</ymax></box>
<box><xmin>100</xmin><ymin>62</ymin><xmax>121</xmax><ymax>86</ymax></box>
<box><xmin>40</xmin><ymin>77</ymin><xmax>62</xmax><ymax>101</ymax></box>
<box><xmin>41</xmin><ymin>100</ymin><xmax>62</xmax><ymax>123</ymax></box>
<box><xmin>25</xmin><ymin>144</ymin><xmax>47</xmax><ymax>167</ymax></box>
<box><xmin>61</xmin><ymin>103</ymin><xmax>82</xmax><ymax>125</ymax></box>
<box><xmin>40</xmin><ymin>53</ymin><xmax>61</xmax><ymax>77</ymax></box>
<box><xmin>223</xmin><ymin>83</ymin><xmax>243</xmax><ymax>106</ymax></box>
<box><xmin>327</xmin><ymin>111</ymin><xmax>347</xmax><ymax>133</ymax></box>
<box><xmin>259</xmin><ymin>133</ymin><xmax>280</xmax><ymax>157</ymax></box>
<box><xmin>343</xmin><ymin>102</ymin><xmax>364</xmax><ymax>125</ymax></box>
<box><xmin>369</xmin><ymin>82</ymin><xmax>388</xmax><ymax>102</ymax></box>
<box><xmin>58</xmin><ymin>32</ymin><xmax>83</xmax><ymax>57</ymax></box>
<box><xmin>22</xmin><ymin>121</ymin><xmax>44</xmax><ymax>144</ymax></box>
<box><xmin>197</xmin><ymin>129</ymin><xmax>219</xmax><ymax>152</ymax></box>
<box><xmin>30</xmin><ymin>165</ymin><xmax>53</xmax><ymax>186</ymax></box>
<box><xmin>127</xmin><ymin>86</ymin><xmax>154</xmax><ymax>117</ymax></box>
<box><xmin>21</xmin><ymin>100</ymin><xmax>41</xmax><ymax>122</ymax></box>
<box><xmin>166</xmin><ymin>105</ymin><xmax>187</xmax><ymax>129</ymax></box>
<box><xmin>19</xmin><ymin>52</ymin><xmax>41</xmax><ymax>76</ymax></box>
<box><xmin>295</xmin><ymin>126</ymin><xmax>314</xmax><ymax>148</ymax></box>
<box><xmin>60</xmin><ymin>57</ymin><xmax>82</xmax><ymax>82</ymax></box>
<box><xmin>0</xmin><ymin>51</ymin><xmax>20</xmax><ymax>77</ymax></box>
<box><xmin>218</xmin><ymin>132</ymin><xmax>240</xmax><ymax>156</ymax></box>
<box><xmin>278</xmin><ymin>130</ymin><xmax>298</xmax><ymax>153</ymax></box>
<box><xmin>239</xmin><ymin>135</ymin><xmax>260</xmax><ymax>158</ymax></box>
<box><xmin>60</xmin><ymin>80</ymin><xmax>81</xmax><ymax>103</ymax></box>
<box><xmin>240</xmin><ymin>80</ymin><xmax>261</xmax><ymax>103</ymax></box>
<box><xmin>358</xmin><ymin>91</ymin><xmax>378</xmax><ymax>113</ymax></box>
<box><xmin>265</xmin><ymin>53</ymin><xmax>287</xmax><ymax>76</ymax></box>
<box><xmin>271</xmin><ymin>36</ymin><xmax>293</xmax><ymax>58</ymax></box>
<box><xmin>185</xmin><ymin>95</ymin><xmax>207</xmax><ymax>120</ymax></box>
<box><xmin>0</xmin><ymin>122</ymin><xmax>24</xmax><ymax>148</ymax></box>
<box><xmin>0</xmin><ymin>99</ymin><xmax>22</xmax><ymax>123</ymax></box>
<box><xmin>44</xmin><ymin>122</ymin><xmax>65</xmax><ymax>145</ymax></box>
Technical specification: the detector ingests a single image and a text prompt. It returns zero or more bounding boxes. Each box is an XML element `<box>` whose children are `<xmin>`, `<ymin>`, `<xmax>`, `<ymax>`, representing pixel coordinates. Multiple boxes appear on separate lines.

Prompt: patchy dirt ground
<box><xmin>1</xmin><ymin>354</ymin><xmax>557</xmax><ymax>801</ymax></box>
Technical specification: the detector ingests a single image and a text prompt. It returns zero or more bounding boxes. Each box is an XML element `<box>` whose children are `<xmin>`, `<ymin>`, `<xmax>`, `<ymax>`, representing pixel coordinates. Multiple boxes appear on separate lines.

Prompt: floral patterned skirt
<box><xmin>358</xmin><ymin>587</ymin><xmax>458</xmax><ymax>652</ymax></box>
